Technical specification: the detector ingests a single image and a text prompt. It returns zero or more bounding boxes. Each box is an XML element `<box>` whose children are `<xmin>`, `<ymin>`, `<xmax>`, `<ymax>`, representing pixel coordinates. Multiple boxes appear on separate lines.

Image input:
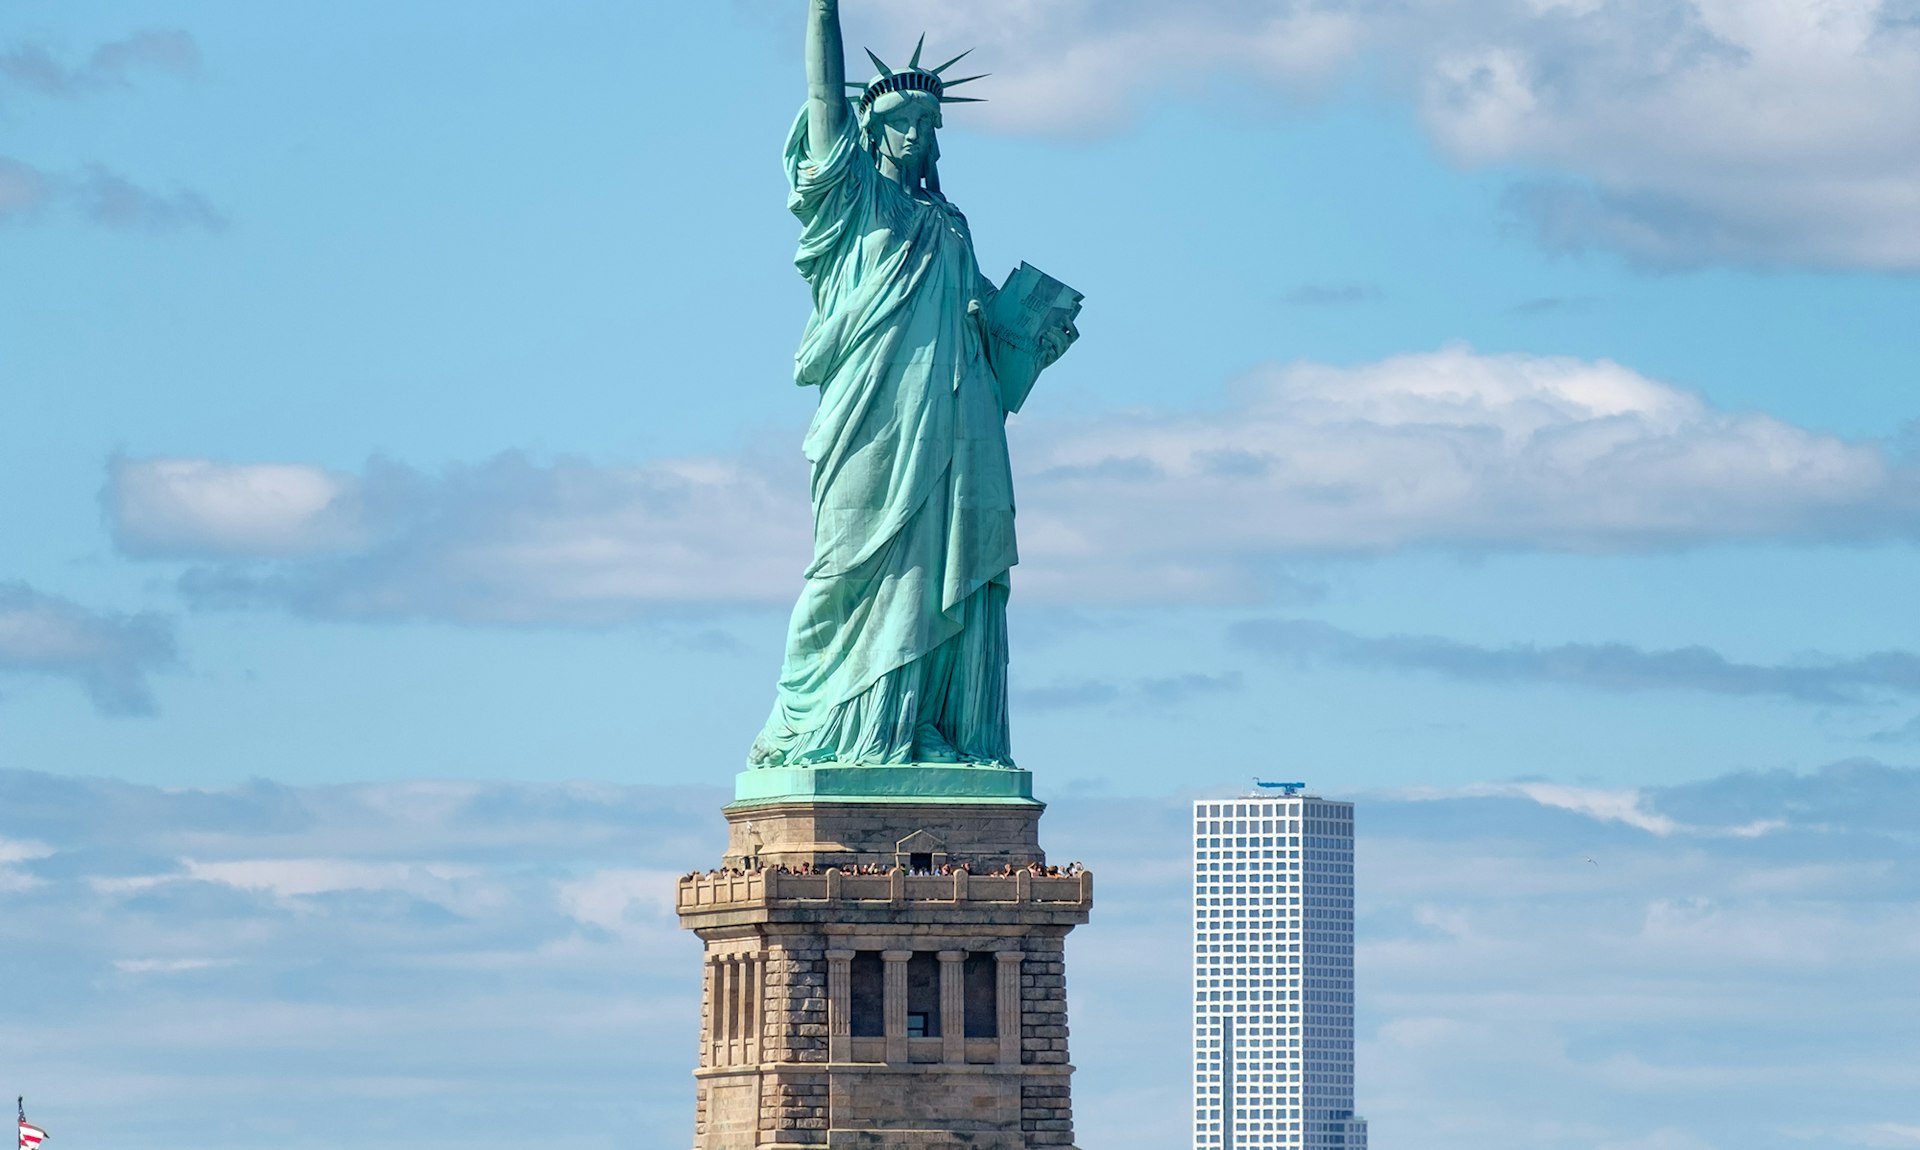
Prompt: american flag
<box><xmin>16</xmin><ymin>1099</ymin><xmax>45</xmax><ymax>1150</ymax></box>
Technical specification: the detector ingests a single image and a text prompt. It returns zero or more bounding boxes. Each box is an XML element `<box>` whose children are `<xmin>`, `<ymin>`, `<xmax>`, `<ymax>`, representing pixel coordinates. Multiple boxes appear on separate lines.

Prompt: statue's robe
<box><xmin>750</xmin><ymin>103</ymin><xmax>1015</xmax><ymax>767</ymax></box>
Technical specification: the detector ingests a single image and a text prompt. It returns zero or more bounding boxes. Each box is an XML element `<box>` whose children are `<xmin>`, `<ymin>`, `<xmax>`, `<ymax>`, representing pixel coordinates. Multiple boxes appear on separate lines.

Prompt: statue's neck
<box><xmin>878</xmin><ymin>153</ymin><xmax>931</xmax><ymax>194</ymax></box>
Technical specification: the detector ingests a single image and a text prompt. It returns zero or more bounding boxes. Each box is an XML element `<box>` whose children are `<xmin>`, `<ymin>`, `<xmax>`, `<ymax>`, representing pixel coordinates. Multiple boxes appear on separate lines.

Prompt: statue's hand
<box><xmin>1039</xmin><ymin>321</ymin><xmax>1078</xmax><ymax>369</ymax></box>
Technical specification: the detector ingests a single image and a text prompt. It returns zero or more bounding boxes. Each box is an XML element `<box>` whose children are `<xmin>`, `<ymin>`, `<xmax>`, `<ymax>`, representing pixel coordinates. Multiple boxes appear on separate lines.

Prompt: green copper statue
<box><xmin>748</xmin><ymin>0</ymin><xmax>1081</xmax><ymax>769</ymax></box>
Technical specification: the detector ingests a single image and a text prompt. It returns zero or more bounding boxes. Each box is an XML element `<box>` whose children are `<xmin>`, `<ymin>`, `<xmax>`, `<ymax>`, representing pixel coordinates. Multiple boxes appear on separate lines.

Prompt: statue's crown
<box><xmin>847</xmin><ymin>35</ymin><xmax>987</xmax><ymax>111</ymax></box>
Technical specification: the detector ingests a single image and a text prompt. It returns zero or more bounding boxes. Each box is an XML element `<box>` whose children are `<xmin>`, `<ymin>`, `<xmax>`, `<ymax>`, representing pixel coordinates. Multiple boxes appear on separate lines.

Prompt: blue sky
<box><xmin>4</xmin><ymin>0</ymin><xmax>1920</xmax><ymax>1145</ymax></box>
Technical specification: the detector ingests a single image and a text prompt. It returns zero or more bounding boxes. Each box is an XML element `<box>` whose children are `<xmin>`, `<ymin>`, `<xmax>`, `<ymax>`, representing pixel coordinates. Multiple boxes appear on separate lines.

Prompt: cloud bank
<box><xmin>0</xmin><ymin>31</ymin><xmax>222</xmax><ymax>233</ymax></box>
<box><xmin>0</xmin><ymin>30</ymin><xmax>199</xmax><ymax>97</ymax></box>
<box><xmin>1015</xmin><ymin>348</ymin><xmax>1917</xmax><ymax>601</ymax></box>
<box><xmin>1014</xmin><ymin>670</ymin><xmax>1246</xmax><ymax>713</ymax></box>
<box><xmin>1232</xmin><ymin>617</ymin><xmax>1920</xmax><ymax>705</ymax></box>
<box><xmin>0</xmin><ymin>582</ymin><xmax>177</xmax><ymax>714</ymax></box>
<box><xmin>107</xmin><ymin>453</ymin><xmax>812</xmax><ymax>623</ymax></box>
<box><xmin>107</xmin><ymin>348</ymin><xmax>1920</xmax><ymax>622</ymax></box>
<box><xmin>0</xmin><ymin>157</ymin><xmax>227</xmax><ymax>232</ymax></box>
<box><xmin>3</xmin><ymin>760</ymin><xmax>1919</xmax><ymax>1149</ymax></box>
<box><xmin>844</xmin><ymin>0</ymin><xmax>1920</xmax><ymax>269</ymax></box>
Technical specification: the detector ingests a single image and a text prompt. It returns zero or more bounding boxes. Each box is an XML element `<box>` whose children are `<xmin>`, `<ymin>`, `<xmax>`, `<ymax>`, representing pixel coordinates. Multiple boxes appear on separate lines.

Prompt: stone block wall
<box><xmin>762</xmin><ymin>1072</ymin><xmax>830</xmax><ymax>1145</ymax></box>
<box><xmin>766</xmin><ymin>944</ymin><xmax>830</xmax><ymax>1064</ymax></box>
<box><xmin>1020</xmin><ymin>1081</ymin><xmax>1075</xmax><ymax>1148</ymax></box>
<box><xmin>1018</xmin><ymin>938</ymin><xmax>1070</xmax><ymax>1066</ymax></box>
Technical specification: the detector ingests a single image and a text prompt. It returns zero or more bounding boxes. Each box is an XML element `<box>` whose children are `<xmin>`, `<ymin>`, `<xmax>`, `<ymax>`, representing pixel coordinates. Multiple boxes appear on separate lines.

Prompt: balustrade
<box><xmin>677</xmin><ymin>867</ymin><xmax>1092</xmax><ymax>911</ymax></box>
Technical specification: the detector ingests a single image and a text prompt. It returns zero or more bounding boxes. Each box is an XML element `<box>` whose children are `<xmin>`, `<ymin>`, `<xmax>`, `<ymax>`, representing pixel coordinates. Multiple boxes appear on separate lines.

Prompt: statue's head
<box><xmin>847</xmin><ymin>37</ymin><xmax>985</xmax><ymax>183</ymax></box>
<box><xmin>861</xmin><ymin>89</ymin><xmax>942</xmax><ymax>174</ymax></box>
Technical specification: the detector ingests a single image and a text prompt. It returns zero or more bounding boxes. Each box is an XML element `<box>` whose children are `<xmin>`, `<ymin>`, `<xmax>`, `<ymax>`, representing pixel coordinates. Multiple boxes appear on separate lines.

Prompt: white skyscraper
<box><xmin>1193</xmin><ymin>791</ymin><xmax>1365</xmax><ymax>1150</ymax></box>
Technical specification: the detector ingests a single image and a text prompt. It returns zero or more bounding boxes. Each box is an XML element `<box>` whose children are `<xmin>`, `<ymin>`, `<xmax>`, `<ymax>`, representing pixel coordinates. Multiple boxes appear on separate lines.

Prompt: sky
<box><xmin>3</xmin><ymin>0</ymin><xmax>1920</xmax><ymax>1146</ymax></box>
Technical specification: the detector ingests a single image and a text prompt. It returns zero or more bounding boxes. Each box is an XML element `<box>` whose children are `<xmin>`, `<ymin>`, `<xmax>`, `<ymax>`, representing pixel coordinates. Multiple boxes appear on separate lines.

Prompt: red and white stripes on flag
<box><xmin>18</xmin><ymin>1121</ymin><xmax>46</xmax><ymax>1150</ymax></box>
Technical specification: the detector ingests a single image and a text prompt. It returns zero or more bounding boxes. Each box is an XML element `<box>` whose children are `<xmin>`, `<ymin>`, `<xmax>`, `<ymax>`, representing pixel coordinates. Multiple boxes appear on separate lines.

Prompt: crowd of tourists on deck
<box><xmin>681</xmin><ymin>859</ymin><xmax>1086</xmax><ymax>882</ymax></box>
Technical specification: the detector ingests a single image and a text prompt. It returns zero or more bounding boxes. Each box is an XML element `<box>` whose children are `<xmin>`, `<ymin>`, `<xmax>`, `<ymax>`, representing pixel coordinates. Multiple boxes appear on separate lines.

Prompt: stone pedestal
<box><xmin>677</xmin><ymin>772</ymin><xmax>1090</xmax><ymax>1149</ymax></box>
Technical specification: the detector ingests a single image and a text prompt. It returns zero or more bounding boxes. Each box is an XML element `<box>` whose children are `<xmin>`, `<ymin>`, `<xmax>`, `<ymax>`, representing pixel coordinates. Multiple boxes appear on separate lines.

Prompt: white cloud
<box><xmin>115</xmin><ymin>957</ymin><xmax>238</xmax><ymax>974</ymax></box>
<box><xmin>1437</xmin><ymin>0</ymin><xmax>1920</xmax><ymax>268</ymax></box>
<box><xmin>1594</xmin><ymin>1130</ymin><xmax>1721</xmax><ymax>1150</ymax></box>
<box><xmin>111</xmin><ymin>452</ymin><xmax>810</xmax><ymax>622</ymax></box>
<box><xmin>0</xmin><ymin>581</ymin><xmax>177</xmax><ymax>713</ymax></box>
<box><xmin>108</xmin><ymin>348</ymin><xmax>1920</xmax><ymax>621</ymax></box>
<box><xmin>554</xmin><ymin>868</ymin><xmax>681</xmax><ymax>936</ymax></box>
<box><xmin>88</xmin><ymin>873</ymin><xmax>167</xmax><ymax>895</ymax></box>
<box><xmin>180</xmin><ymin>858</ymin><xmax>484</xmax><ymax>903</ymax></box>
<box><xmin>849</xmin><ymin>0</ymin><xmax>1920</xmax><ymax>268</ymax></box>
<box><xmin>0</xmin><ymin>839</ymin><xmax>50</xmax><ymax>891</ymax></box>
<box><xmin>0</xmin><ymin>836</ymin><xmax>53</xmax><ymax>864</ymax></box>
<box><xmin>1385</xmin><ymin>780</ymin><xmax>1791</xmax><ymax>838</ymax></box>
<box><xmin>1637</xmin><ymin>896</ymin><xmax>1878</xmax><ymax>967</ymax></box>
<box><xmin>0</xmin><ymin>871</ymin><xmax>43</xmax><ymax>894</ymax></box>
<box><xmin>841</xmin><ymin>0</ymin><xmax>1366</xmax><ymax>136</ymax></box>
<box><xmin>111</xmin><ymin>458</ymin><xmax>367</xmax><ymax>558</ymax></box>
<box><xmin>92</xmin><ymin>858</ymin><xmax>503</xmax><ymax>918</ymax></box>
<box><xmin>1017</xmin><ymin>348</ymin><xmax>1916</xmax><ymax>600</ymax></box>
<box><xmin>1814</xmin><ymin>1125</ymin><xmax>1920</xmax><ymax>1149</ymax></box>
<box><xmin>1486</xmin><ymin>782</ymin><xmax>1683</xmax><ymax>835</ymax></box>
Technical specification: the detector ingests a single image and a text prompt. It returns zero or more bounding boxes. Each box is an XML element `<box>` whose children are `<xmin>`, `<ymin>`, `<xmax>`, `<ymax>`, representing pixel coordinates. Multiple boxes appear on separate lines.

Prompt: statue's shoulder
<box><xmin>916</xmin><ymin>188</ymin><xmax>969</xmax><ymax>225</ymax></box>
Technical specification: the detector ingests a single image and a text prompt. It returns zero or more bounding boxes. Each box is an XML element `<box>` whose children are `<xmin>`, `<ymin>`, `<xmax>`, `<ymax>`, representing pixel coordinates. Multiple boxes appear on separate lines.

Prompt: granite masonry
<box><xmin>677</xmin><ymin>796</ymin><xmax>1092</xmax><ymax>1149</ymax></box>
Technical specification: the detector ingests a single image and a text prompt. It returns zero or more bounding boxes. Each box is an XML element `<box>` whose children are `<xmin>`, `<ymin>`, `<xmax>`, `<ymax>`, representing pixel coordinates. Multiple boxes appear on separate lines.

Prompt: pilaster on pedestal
<box><xmin>938</xmin><ymin>950</ymin><xmax>966</xmax><ymax>1065</ymax></box>
<box><xmin>881</xmin><ymin>949</ymin><xmax>910</xmax><ymax>1067</ymax></box>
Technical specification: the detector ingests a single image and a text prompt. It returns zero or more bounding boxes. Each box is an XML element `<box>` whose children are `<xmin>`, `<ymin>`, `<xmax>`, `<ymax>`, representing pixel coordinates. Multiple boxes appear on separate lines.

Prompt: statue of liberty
<box><xmin>748</xmin><ymin>0</ymin><xmax>1080</xmax><ymax>769</ymax></box>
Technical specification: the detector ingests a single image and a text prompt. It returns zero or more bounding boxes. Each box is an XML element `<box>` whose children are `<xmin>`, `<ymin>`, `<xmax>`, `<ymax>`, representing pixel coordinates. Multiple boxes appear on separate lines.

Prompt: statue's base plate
<box><xmin>730</xmin><ymin>762</ymin><xmax>1040</xmax><ymax>808</ymax></box>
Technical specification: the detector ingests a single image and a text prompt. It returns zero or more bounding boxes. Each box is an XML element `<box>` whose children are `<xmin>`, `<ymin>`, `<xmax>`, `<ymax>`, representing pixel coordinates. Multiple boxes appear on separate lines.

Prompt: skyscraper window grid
<box><xmin>1192</xmin><ymin>795</ymin><xmax>1366</xmax><ymax>1150</ymax></box>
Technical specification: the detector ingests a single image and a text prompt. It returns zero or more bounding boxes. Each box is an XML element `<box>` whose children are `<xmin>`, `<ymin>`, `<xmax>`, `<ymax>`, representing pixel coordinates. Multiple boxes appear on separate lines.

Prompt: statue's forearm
<box><xmin>805</xmin><ymin>0</ymin><xmax>848</xmax><ymax>156</ymax></box>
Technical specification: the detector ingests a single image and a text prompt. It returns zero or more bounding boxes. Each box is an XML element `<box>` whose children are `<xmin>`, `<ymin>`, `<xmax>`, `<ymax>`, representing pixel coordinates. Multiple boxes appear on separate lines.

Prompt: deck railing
<box><xmin>676</xmin><ymin>867</ymin><xmax>1092</xmax><ymax>911</ymax></box>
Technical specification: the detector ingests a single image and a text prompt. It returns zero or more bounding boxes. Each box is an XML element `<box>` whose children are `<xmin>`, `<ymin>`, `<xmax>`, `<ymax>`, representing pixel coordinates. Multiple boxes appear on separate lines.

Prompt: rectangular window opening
<box><xmin>963</xmin><ymin>951</ymin><xmax>998</xmax><ymax>1038</ymax></box>
<box><xmin>849</xmin><ymin>950</ymin><xmax>884</xmax><ymax>1037</ymax></box>
<box><xmin>906</xmin><ymin>951</ymin><xmax>942</xmax><ymax>1038</ymax></box>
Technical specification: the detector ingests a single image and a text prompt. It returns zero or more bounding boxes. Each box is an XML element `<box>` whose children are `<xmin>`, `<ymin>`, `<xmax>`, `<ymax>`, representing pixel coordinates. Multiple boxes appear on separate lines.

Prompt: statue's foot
<box><xmin>913</xmin><ymin>725</ymin><xmax>961</xmax><ymax>764</ymax></box>
<box><xmin>746</xmin><ymin>734</ymin><xmax>787</xmax><ymax>767</ymax></box>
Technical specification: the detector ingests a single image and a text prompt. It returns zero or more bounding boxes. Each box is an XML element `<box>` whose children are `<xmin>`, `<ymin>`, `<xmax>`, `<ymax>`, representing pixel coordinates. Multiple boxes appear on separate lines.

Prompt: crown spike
<box><xmin>940</xmin><ymin>73</ymin><xmax>989</xmax><ymax>89</ymax></box>
<box><xmin>864</xmin><ymin>48</ymin><xmax>894</xmax><ymax>77</ymax></box>
<box><xmin>909</xmin><ymin>34</ymin><xmax>927</xmax><ymax>70</ymax></box>
<box><xmin>939</xmin><ymin>96</ymin><xmax>986</xmax><ymax>104</ymax></box>
<box><xmin>930</xmin><ymin>48</ymin><xmax>975</xmax><ymax>76</ymax></box>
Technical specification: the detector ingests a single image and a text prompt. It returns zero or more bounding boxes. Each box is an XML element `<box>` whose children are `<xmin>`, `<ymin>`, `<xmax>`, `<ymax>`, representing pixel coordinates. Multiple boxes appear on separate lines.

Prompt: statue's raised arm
<box><xmin>804</xmin><ymin>0</ymin><xmax>848</xmax><ymax>159</ymax></box>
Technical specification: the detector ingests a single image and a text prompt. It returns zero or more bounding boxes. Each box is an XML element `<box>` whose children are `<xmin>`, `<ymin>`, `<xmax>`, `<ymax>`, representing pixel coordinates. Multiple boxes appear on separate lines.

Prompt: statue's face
<box><xmin>869</xmin><ymin>91</ymin><xmax>940</xmax><ymax>170</ymax></box>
